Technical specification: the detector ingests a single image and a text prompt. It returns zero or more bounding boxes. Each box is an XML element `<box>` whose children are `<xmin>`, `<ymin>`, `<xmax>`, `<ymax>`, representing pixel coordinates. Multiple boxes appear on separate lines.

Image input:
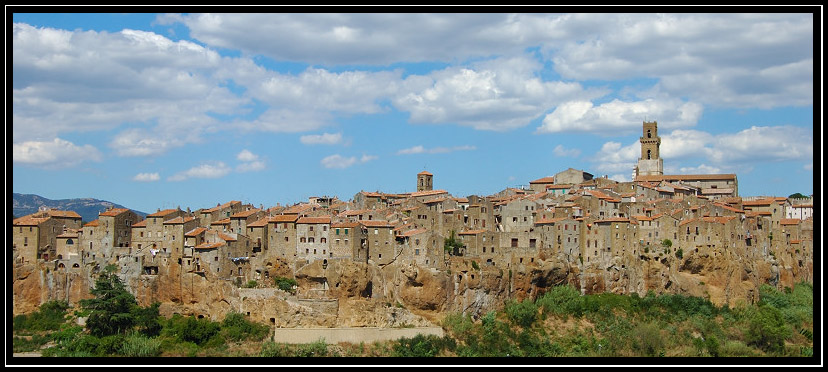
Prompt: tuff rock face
<box><xmin>13</xmin><ymin>246</ymin><xmax>805</xmax><ymax>326</ymax></box>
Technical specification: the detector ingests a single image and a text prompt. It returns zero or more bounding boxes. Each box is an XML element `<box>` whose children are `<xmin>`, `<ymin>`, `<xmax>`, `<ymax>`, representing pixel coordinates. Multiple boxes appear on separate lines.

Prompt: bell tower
<box><xmin>636</xmin><ymin>120</ymin><xmax>664</xmax><ymax>178</ymax></box>
<box><xmin>417</xmin><ymin>171</ymin><xmax>433</xmax><ymax>192</ymax></box>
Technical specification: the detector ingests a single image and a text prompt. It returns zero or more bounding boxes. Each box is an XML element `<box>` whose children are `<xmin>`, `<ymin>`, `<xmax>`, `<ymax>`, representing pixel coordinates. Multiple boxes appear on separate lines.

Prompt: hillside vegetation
<box><xmin>13</xmin><ymin>275</ymin><xmax>813</xmax><ymax>359</ymax></box>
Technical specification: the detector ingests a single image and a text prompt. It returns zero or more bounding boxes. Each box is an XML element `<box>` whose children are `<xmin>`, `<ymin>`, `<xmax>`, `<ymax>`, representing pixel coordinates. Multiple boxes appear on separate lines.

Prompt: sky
<box><xmin>10</xmin><ymin>10</ymin><xmax>818</xmax><ymax>214</ymax></box>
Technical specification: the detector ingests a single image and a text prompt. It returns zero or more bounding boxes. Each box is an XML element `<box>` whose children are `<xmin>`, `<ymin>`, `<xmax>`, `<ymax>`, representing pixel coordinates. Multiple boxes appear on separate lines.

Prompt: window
<box><xmin>321</xmin><ymin>238</ymin><xmax>326</xmax><ymax>243</ymax></box>
<box><xmin>336</xmin><ymin>228</ymin><xmax>340</xmax><ymax>235</ymax></box>
<box><xmin>374</xmin><ymin>229</ymin><xmax>379</xmax><ymax>235</ymax></box>
<box><xmin>310</xmin><ymin>226</ymin><xmax>314</xmax><ymax>232</ymax></box>
<box><xmin>415</xmin><ymin>249</ymin><xmax>420</xmax><ymax>255</ymax></box>
<box><xmin>511</xmin><ymin>238</ymin><xmax>518</xmax><ymax>247</ymax></box>
<box><xmin>323</xmin><ymin>226</ymin><xmax>328</xmax><ymax>231</ymax></box>
<box><xmin>309</xmin><ymin>237</ymin><xmax>314</xmax><ymax>243</ymax></box>
<box><xmin>345</xmin><ymin>228</ymin><xmax>349</xmax><ymax>235</ymax></box>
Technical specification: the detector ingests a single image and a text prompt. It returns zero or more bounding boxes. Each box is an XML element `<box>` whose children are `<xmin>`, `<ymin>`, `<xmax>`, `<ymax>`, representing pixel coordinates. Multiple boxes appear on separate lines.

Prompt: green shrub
<box><xmin>164</xmin><ymin>314</ymin><xmax>221</xmax><ymax>346</ymax></box>
<box><xmin>471</xmin><ymin>260</ymin><xmax>480</xmax><ymax>270</ymax></box>
<box><xmin>504</xmin><ymin>299</ymin><xmax>538</xmax><ymax>328</ymax></box>
<box><xmin>392</xmin><ymin>334</ymin><xmax>445</xmax><ymax>357</ymax></box>
<box><xmin>635</xmin><ymin>322</ymin><xmax>664</xmax><ymax>357</ymax></box>
<box><xmin>120</xmin><ymin>333</ymin><xmax>161</xmax><ymax>357</ymax></box>
<box><xmin>274</xmin><ymin>276</ymin><xmax>297</xmax><ymax>294</ymax></box>
<box><xmin>14</xmin><ymin>300</ymin><xmax>70</xmax><ymax>332</ymax></box>
<box><xmin>746</xmin><ymin>304</ymin><xmax>791</xmax><ymax>353</ymax></box>
<box><xmin>537</xmin><ymin>285</ymin><xmax>583</xmax><ymax>319</ymax></box>
<box><xmin>12</xmin><ymin>334</ymin><xmax>50</xmax><ymax>353</ymax></box>
<box><xmin>221</xmin><ymin>312</ymin><xmax>270</xmax><ymax>342</ymax></box>
<box><xmin>243</xmin><ymin>280</ymin><xmax>258</xmax><ymax>288</ymax></box>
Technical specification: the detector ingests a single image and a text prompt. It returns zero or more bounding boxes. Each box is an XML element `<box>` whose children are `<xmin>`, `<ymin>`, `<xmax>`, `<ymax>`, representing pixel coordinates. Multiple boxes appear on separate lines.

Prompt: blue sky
<box><xmin>11</xmin><ymin>11</ymin><xmax>817</xmax><ymax>214</ymax></box>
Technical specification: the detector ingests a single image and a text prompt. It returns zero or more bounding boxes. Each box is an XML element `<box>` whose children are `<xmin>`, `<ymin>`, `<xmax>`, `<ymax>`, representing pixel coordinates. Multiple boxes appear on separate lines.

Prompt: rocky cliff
<box><xmin>12</xmin><ymin>244</ymin><xmax>804</xmax><ymax>326</ymax></box>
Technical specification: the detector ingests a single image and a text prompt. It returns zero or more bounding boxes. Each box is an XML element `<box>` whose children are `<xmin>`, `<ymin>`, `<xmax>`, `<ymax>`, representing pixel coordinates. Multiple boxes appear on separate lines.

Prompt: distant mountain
<box><xmin>12</xmin><ymin>193</ymin><xmax>147</xmax><ymax>223</ymax></box>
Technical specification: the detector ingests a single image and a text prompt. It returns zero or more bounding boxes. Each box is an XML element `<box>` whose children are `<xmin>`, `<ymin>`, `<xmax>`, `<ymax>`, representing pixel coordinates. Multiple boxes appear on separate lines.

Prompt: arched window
<box><xmin>647</xmin><ymin>149</ymin><xmax>651</xmax><ymax>159</ymax></box>
<box><xmin>647</xmin><ymin>129</ymin><xmax>652</xmax><ymax>138</ymax></box>
<box><xmin>66</xmin><ymin>239</ymin><xmax>74</xmax><ymax>245</ymax></box>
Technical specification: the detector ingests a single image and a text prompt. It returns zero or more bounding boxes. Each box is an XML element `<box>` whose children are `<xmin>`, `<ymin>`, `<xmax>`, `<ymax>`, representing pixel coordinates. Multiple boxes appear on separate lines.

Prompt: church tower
<box><xmin>417</xmin><ymin>171</ymin><xmax>433</xmax><ymax>192</ymax></box>
<box><xmin>636</xmin><ymin>121</ymin><xmax>664</xmax><ymax>178</ymax></box>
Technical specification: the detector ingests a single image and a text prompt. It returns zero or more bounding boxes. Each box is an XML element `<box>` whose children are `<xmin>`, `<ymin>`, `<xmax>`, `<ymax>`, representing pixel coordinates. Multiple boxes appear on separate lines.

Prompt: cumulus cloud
<box><xmin>133</xmin><ymin>172</ymin><xmax>160</xmax><ymax>182</ymax></box>
<box><xmin>168</xmin><ymin>162</ymin><xmax>231</xmax><ymax>181</ymax></box>
<box><xmin>300</xmin><ymin>132</ymin><xmax>343</xmax><ymax>145</ymax></box>
<box><xmin>235</xmin><ymin>149</ymin><xmax>266</xmax><ymax>172</ymax></box>
<box><xmin>394</xmin><ymin>56</ymin><xmax>598</xmax><ymax>131</ymax></box>
<box><xmin>553</xmin><ymin>144</ymin><xmax>581</xmax><ymax>158</ymax></box>
<box><xmin>13</xmin><ymin>138</ymin><xmax>102</xmax><ymax>168</ymax></box>
<box><xmin>591</xmin><ymin>125</ymin><xmax>813</xmax><ymax>176</ymax></box>
<box><xmin>537</xmin><ymin>98</ymin><xmax>703</xmax><ymax>135</ymax></box>
<box><xmin>321</xmin><ymin>154</ymin><xmax>377</xmax><ymax>169</ymax></box>
<box><xmin>397</xmin><ymin>145</ymin><xmax>477</xmax><ymax>155</ymax></box>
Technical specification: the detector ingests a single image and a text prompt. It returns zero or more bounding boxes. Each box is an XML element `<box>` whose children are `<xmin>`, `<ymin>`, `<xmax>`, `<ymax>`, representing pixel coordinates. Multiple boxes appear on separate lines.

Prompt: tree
<box><xmin>80</xmin><ymin>265</ymin><xmax>138</xmax><ymax>337</ymax></box>
<box><xmin>444</xmin><ymin>231</ymin><xmax>464</xmax><ymax>256</ymax></box>
<box><xmin>788</xmin><ymin>192</ymin><xmax>807</xmax><ymax>199</ymax></box>
<box><xmin>746</xmin><ymin>305</ymin><xmax>791</xmax><ymax>353</ymax></box>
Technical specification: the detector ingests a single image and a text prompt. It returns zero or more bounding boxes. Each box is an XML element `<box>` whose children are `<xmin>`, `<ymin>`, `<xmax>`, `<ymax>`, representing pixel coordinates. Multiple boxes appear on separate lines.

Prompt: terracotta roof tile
<box><xmin>331</xmin><ymin>221</ymin><xmax>360</xmax><ymax>228</ymax></box>
<box><xmin>203</xmin><ymin>201</ymin><xmax>241</xmax><ymax>213</ymax></box>
<box><xmin>13</xmin><ymin>216</ymin><xmax>50</xmax><ymax>226</ymax></box>
<box><xmin>269</xmin><ymin>215</ymin><xmax>299</xmax><ymax>223</ymax></box>
<box><xmin>45</xmin><ymin>210</ymin><xmax>83</xmax><ymax>219</ymax></box>
<box><xmin>534</xmin><ymin>217</ymin><xmax>566</xmax><ymax>225</ymax></box>
<box><xmin>185</xmin><ymin>227</ymin><xmax>207</xmax><ymax>237</ymax></box>
<box><xmin>211</xmin><ymin>218</ymin><xmax>231</xmax><ymax>225</ymax></box>
<box><xmin>163</xmin><ymin>216</ymin><xmax>196</xmax><ymax>224</ymax></box>
<box><xmin>359</xmin><ymin>220</ymin><xmax>394</xmax><ymax>228</ymax></box>
<box><xmin>417</xmin><ymin>171</ymin><xmax>433</xmax><ymax>176</ymax></box>
<box><xmin>194</xmin><ymin>242</ymin><xmax>225</xmax><ymax>249</ymax></box>
<box><xmin>594</xmin><ymin>217</ymin><xmax>631</xmax><ymax>223</ymax></box>
<box><xmin>147</xmin><ymin>208</ymin><xmax>179</xmax><ymax>217</ymax></box>
<box><xmin>409</xmin><ymin>189</ymin><xmax>448</xmax><ymax>197</ymax></box>
<box><xmin>780</xmin><ymin>219</ymin><xmax>801</xmax><ymax>225</ymax></box>
<box><xmin>83</xmin><ymin>219</ymin><xmax>100</xmax><ymax>227</ymax></box>
<box><xmin>529</xmin><ymin>176</ymin><xmax>555</xmax><ymax>184</ymax></box>
<box><xmin>297</xmin><ymin>216</ymin><xmax>331</xmax><ymax>224</ymax></box>
<box><xmin>399</xmin><ymin>228</ymin><xmax>429</xmax><ymax>237</ymax></box>
<box><xmin>99</xmin><ymin>208</ymin><xmax>129</xmax><ymax>217</ymax></box>
<box><xmin>246</xmin><ymin>218</ymin><xmax>270</xmax><ymax>228</ymax></box>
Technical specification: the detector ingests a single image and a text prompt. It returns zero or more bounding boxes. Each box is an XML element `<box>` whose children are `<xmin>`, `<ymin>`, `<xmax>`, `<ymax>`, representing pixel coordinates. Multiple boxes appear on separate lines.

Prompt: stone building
<box><xmin>555</xmin><ymin>168</ymin><xmax>594</xmax><ymax>185</ymax></box>
<box><xmin>417</xmin><ymin>170</ymin><xmax>434</xmax><ymax>192</ymax></box>
<box><xmin>295</xmin><ymin>216</ymin><xmax>332</xmax><ymax>262</ymax></box>
<box><xmin>360</xmin><ymin>220</ymin><xmax>397</xmax><ymax>265</ymax></box>
<box><xmin>12</xmin><ymin>210</ymin><xmax>83</xmax><ymax>264</ymax></box>
<box><xmin>198</xmin><ymin>200</ymin><xmax>243</xmax><ymax>227</ymax></box>
<box><xmin>528</xmin><ymin>176</ymin><xmax>555</xmax><ymax>193</ymax></box>
<box><xmin>635</xmin><ymin>120</ymin><xmax>664</xmax><ymax>177</ymax></box>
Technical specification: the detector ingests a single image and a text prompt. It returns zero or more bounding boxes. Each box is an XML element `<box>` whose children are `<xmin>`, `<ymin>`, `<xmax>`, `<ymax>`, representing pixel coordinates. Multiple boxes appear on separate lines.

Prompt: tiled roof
<box><xmin>359</xmin><ymin>220</ymin><xmax>394</xmax><ymax>228</ymax></box>
<box><xmin>132</xmin><ymin>220</ymin><xmax>147</xmax><ymax>228</ymax></box>
<box><xmin>163</xmin><ymin>216</ymin><xmax>196</xmax><ymax>224</ymax></box>
<box><xmin>45</xmin><ymin>210</ymin><xmax>83</xmax><ymax>219</ymax></box>
<box><xmin>297</xmin><ymin>216</ymin><xmax>331</xmax><ymax>224</ymax></box>
<box><xmin>57</xmin><ymin>231</ymin><xmax>79</xmax><ymax>238</ymax></box>
<box><xmin>702</xmin><ymin>188</ymin><xmax>734</xmax><ymax>195</ymax></box>
<box><xmin>211</xmin><ymin>218</ymin><xmax>231</xmax><ymax>225</ymax></box>
<box><xmin>147</xmin><ymin>208</ymin><xmax>179</xmax><ymax>217</ymax></box>
<box><xmin>283</xmin><ymin>203</ymin><xmax>315</xmax><ymax>214</ymax></box>
<box><xmin>742</xmin><ymin>198</ymin><xmax>775</xmax><ymax>206</ymax></box>
<box><xmin>185</xmin><ymin>227</ymin><xmax>208</xmax><ymax>237</ymax></box>
<box><xmin>453</xmin><ymin>197</ymin><xmax>469</xmax><ymax>203</ymax></box>
<box><xmin>534</xmin><ymin>217</ymin><xmax>566</xmax><ymax>225</ymax></box>
<box><xmin>270</xmin><ymin>215</ymin><xmax>299</xmax><ymax>223</ymax></box>
<box><xmin>442</xmin><ymin>208</ymin><xmax>458</xmax><ymax>213</ymax></box>
<box><xmin>13</xmin><ymin>216</ymin><xmax>50</xmax><ymax>226</ymax></box>
<box><xmin>418</xmin><ymin>171</ymin><xmax>433</xmax><ymax>176</ymax></box>
<box><xmin>399</xmin><ymin>228</ymin><xmax>429</xmax><ymax>237</ymax></box>
<box><xmin>546</xmin><ymin>184</ymin><xmax>572</xmax><ymax>189</ymax></box>
<box><xmin>218</xmin><ymin>232</ymin><xmax>237</xmax><ymax>242</ymax></box>
<box><xmin>409</xmin><ymin>189</ymin><xmax>448</xmax><ymax>198</ymax></box>
<box><xmin>780</xmin><ymin>219</ymin><xmax>801</xmax><ymax>225</ymax></box>
<box><xmin>529</xmin><ymin>176</ymin><xmax>555</xmax><ymax>184</ymax></box>
<box><xmin>246</xmin><ymin>218</ymin><xmax>270</xmax><ymax>228</ymax></box>
<box><xmin>678</xmin><ymin>218</ymin><xmax>696</xmax><ymax>227</ymax></box>
<box><xmin>203</xmin><ymin>201</ymin><xmax>241</xmax><ymax>213</ymax></box>
<box><xmin>423</xmin><ymin>197</ymin><xmax>448</xmax><ymax>204</ymax></box>
<box><xmin>194</xmin><ymin>242</ymin><xmax>225</xmax><ymax>250</ymax></box>
<box><xmin>701</xmin><ymin>216</ymin><xmax>738</xmax><ymax>224</ymax></box>
<box><xmin>99</xmin><ymin>208</ymin><xmax>129</xmax><ymax>217</ymax></box>
<box><xmin>83</xmin><ymin>219</ymin><xmax>100</xmax><ymax>227</ymax></box>
<box><xmin>594</xmin><ymin>217</ymin><xmax>630</xmax><ymax>223</ymax></box>
<box><xmin>632</xmin><ymin>215</ymin><xmax>653</xmax><ymax>222</ymax></box>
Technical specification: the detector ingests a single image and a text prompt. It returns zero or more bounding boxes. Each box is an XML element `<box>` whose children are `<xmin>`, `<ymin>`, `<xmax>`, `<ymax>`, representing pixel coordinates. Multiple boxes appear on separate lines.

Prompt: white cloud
<box><xmin>235</xmin><ymin>150</ymin><xmax>266</xmax><ymax>172</ymax></box>
<box><xmin>537</xmin><ymin>98</ymin><xmax>703</xmax><ymax>135</ymax></box>
<box><xmin>300</xmin><ymin>132</ymin><xmax>343</xmax><ymax>145</ymax></box>
<box><xmin>236</xmin><ymin>161</ymin><xmax>266</xmax><ymax>173</ymax></box>
<box><xmin>133</xmin><ymin>172</ymin><xmax>160</xmax><ymax>182</ymax></box>
<box><xmin>394</xmin><ymin>56</ymin><xmax>598</xmax><ymax>131</ymax></box>
<box><xmin>591</xmin><ymin>125</ymin><xmax>813</xmax><ymax>177</ymax></box>
<box><xmin>13</xmin><ymin>22</ymin><xmax>248</xmax><ymax>152</ymax></box>
<box><xmin>397</xmin><ymin>145</ymin><xmax>477</xmax><ymax>155</ymax></box>
<box><xmin>321</xmin><ymin>154</ymin><xmax>377</xmax><ymax>169</ymax></box>
<box><xmin>168</xmin><ymin>162</ymin><xmax>231</xmax><ymax>181</ymax></box>
<box><xmin>236</xmin><ymin>149</ymin><xmax>259</xmax><ymax>162</ymax></box>
<box><xmin>13</xmin><ymin>138</ymin><xmax>102</xmax><ymax>168</ymax></box>
<box><xmin>553</xmin><ymin>144</ymin><xmax>581</xmax><ymax>158</ymax></box>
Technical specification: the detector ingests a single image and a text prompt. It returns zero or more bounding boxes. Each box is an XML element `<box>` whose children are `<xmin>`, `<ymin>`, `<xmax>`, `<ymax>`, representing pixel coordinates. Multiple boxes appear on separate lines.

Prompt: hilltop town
<box><xmin>12</xmin><ymin>121</ymin><xmax>814</xmax><ymax>328</ymax></box>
